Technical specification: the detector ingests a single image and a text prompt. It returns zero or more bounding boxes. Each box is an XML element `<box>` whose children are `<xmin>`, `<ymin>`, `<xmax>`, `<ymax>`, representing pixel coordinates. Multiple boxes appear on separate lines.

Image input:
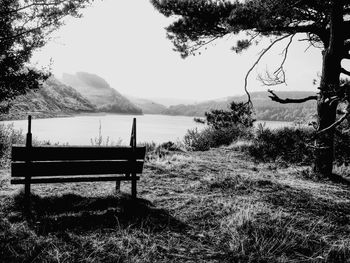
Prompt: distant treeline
<box><xmin>158</xmin><ymin>91</ymin><xmax>317</xmax><ymax>122</ymax></box>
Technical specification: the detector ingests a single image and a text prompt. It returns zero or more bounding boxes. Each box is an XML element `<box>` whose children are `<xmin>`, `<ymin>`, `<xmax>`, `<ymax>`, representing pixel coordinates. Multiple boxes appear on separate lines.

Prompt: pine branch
<box><xmin>268</xmin><ymin>89</ymin><xmax>317</xmax><ymax>104</ymax></box>
<box><xmin>3</xmin><ymin>1</ymin><xmax>67</xmax><ymax>14</ymax></box>
<box><xmin>187</xmin><ymin>35</ymin><xmax>223</xmax><ymax>54</ymax></box>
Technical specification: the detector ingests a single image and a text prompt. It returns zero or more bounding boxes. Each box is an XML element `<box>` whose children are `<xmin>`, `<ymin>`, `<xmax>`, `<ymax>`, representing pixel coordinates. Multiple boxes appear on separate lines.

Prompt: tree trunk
<box><xmin>314</xmin><ymin>0</ymin><xmax>343</xmax><ymax>177</ymax></box>
<box><xmin>314</xmin><ymin>95</ymin><xmax>337</xmax><ymax>176</ymax></box>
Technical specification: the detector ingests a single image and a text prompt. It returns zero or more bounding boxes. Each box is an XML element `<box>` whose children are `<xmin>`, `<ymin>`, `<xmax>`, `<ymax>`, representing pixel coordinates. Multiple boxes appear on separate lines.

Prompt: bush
<box><xmin>245</xmin><ymin>123</ymin><xmax>350</xmax><ymax>166</ymax></box>
<box><xmin>185</xmin><ymin>101</ymin><xmax>255</xmax><ymax>151</ymax></box>
<box><xmin>0</xmin><ymin>124</ymin><xmax>25</xmax><ymax>167</ymax></box>
<box><xmin>184</xmin><ymin>128</ymin><xmax>211</xmax><ymax>151</ymax></box>
<box><xmin>247</xmin><ymin>126</ymin><xmax>315</xmax><ymax>164</ymax></box>
<box><xmin>141</xmin><ymin>141</ymin><xmax>185</xmax><ymax>161</ymax></box>
<box><xmin>0</xmin><ymin>123</ymin><xmax>64</xmax><ymax>167</ymax></box>
<box><xmin>205</xmin><ymin>101</ymin><xmax>255</xmax><ymax>129</ymax></box>
<box><xmin>334</xmin><ymin>122</ymin><xmax>350</xmax><ymax>166</ymax></box>
<box><xmin>184</xmin><ymin>125</ymin><xmax>251</xmax><ymax>151</ymax></box>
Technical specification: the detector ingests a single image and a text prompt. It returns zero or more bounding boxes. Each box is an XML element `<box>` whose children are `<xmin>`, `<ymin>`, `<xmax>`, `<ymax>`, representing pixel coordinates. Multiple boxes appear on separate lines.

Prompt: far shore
<box><xmin>0</xmin><ymin>111</ymin><xmax>144</xmax><ymax>122</ymax></box>
<box><xmin>0</xmin><ymin>111</ymin><xmax>298</xmax><ymax>125</ymax></box>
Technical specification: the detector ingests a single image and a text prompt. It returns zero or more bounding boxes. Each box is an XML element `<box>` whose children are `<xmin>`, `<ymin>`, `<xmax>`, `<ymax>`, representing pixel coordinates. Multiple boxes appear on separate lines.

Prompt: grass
<box><xmin>1</xmin><ymin>148</ymin><xmax>350</xmax><ymax>262</ymax></box>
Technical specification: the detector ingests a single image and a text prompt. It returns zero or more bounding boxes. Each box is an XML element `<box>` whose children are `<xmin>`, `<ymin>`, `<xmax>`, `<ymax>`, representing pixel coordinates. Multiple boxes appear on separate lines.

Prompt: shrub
<box><xmin>159</xmin><ymin>141</ymin><xmax>183</xmax><ymax>151</ymax></box>
<box><xmin>208</xmin><ymin>125</ymin><xmax>252</xmax><ymax>147</ymax></box>
<box><xmin>183</xmin><ymin>128</ymin><xmax>211</xmax><ymax>151</ymax></box>
<box><xmin>184</xmin><ymin>125</ymin><xmax>251</xmax><ymax>151</ymax></box>
<box><xmin>245</xmin><ymin>123</ymin><xmax>350</xmax><ymax>166</ymax></box>
<box><xmin>205</xmin><ymin>101</ymin><xmax>255</xmax><ymax>129</ymax></box>
<box><xmin>140</xmin><ymin>141</ymin><xmax>157</xmax><ymax>153</ymax></box>
<box><xmin>141</xmin><ymin>141</ymin><xmax>185</xmax><ymax>161</ymax></box>
<box><xmin>186</xmin><ymin>101</ymin><xmax>255</xmax><ymax>151</ymax></box>
<box><xmin>247</xmin><ymin>126</ymin><xmax>315</xmax><ymax>164</ymax></box>
<box><xmin>0</xmin><ymin>124</ymin><xmax>25</xmax><ymax>167</ymax></box>
<box><xmin>334</xmin><ymin>122</ymin><xmax>350</xmax><ymax>166</ymax></box>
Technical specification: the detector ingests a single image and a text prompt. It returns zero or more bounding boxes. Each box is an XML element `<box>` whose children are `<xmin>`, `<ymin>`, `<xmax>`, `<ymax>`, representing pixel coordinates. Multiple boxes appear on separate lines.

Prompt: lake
<box><xmin>1</xmin><ymin>114</ymin><xmax>292</xmax><ymax>145</ymax></box>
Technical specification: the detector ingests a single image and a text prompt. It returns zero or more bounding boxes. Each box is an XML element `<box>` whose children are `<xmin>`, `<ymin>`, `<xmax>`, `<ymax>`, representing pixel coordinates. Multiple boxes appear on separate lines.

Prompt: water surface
<box><xmin>1</xmin><ymin>114</ymin><xmax>292</xmax><ymax>145</ymax></box>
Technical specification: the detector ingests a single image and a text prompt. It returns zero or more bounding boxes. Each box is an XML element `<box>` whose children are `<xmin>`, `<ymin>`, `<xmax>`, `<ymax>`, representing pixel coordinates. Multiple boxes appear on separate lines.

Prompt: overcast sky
<box><xmin>31</xmin><ymin>0</ymin><xmax>322</xmax><ymax>101</ymax></box>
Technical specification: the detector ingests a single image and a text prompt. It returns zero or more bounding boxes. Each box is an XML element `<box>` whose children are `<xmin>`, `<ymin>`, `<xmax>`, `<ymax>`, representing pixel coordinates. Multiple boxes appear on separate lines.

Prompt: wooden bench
<box><xmin>11</xmin><ymin>116</ymin><xmax>146</xmax><ymax>202</ymax></box>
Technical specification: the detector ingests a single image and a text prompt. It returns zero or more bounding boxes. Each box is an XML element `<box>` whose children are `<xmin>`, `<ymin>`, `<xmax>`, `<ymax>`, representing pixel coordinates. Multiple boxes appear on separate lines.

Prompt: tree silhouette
<box><xmin>0</xmin><ymin>0</ymin><xmax>92</xmax><ymax>110</ymax></box>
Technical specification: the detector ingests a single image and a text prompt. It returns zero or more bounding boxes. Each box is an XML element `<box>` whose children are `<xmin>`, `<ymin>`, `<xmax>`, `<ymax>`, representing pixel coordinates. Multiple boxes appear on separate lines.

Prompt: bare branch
<box><xmin>243</xmin><ymin>34</ymin><xmax>292</xmax><ymax>105</ymax></box>
<box><xmin>317</xmin><ymin>110</ymin><xmax>349</xmax><ymax>135</ymax></box>
<box><xmin>258</xmin><ymin>34</ymin><xmax>295</xmax><ymax>86</ymax></box>
<box><xmin>268</xmin><ymin>89</ymin><xmax>317</xmax><ymax>104</ymax></box>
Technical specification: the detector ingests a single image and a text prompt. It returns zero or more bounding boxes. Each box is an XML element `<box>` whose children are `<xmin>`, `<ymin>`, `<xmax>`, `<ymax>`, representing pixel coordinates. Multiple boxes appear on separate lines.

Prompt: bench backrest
<box><xmin>11</xmin><ymin>116</ymin><xmax>146</xmax><ymax>178</ymax></box>
<box><xmin>11</xmin><ymin>146</ymin><xmax>146</xmax><ymax>177</ymax></box>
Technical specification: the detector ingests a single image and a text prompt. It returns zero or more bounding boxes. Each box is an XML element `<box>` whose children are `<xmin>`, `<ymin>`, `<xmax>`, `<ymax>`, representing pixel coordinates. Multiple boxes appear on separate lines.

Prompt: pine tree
<box><xmin>151</xmin><ymin>0</ymin><xmax>350</xmax><ymax>177</ymax></box>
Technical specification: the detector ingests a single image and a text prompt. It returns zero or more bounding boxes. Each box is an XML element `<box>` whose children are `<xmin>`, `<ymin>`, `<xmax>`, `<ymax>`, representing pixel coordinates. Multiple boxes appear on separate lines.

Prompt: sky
<box><xmin>31</xmin><ymin>0</ymin><xmax>323</xmax><ymax>102</ymax></box>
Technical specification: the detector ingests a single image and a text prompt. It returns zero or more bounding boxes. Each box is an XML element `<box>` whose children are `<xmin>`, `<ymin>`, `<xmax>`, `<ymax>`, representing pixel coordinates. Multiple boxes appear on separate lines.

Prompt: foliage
<box><xmin>0</xmin><ymin>0</ymin><xmax>92</xmax><ymax>109</ymax></box>
<box><xmin>185</xmin><ymin>101</ymin><xmax>254</xmax><ymax>151</ymax></box>
<box><xmin>247</xmin><ymin>126</ymin><xmax>315</xmax><ymax>164</ymax></box>
<box><xmin>151</xmin><ymin>0</ymin><xmax>344</xmax><ymax>57</ymax></box>
<box><xmin>246</xmin><ymin>124</ymin><xmax>350</xmax><ymax>166</ymax></box>
<box><xmin>0</xmin><ymin>123</ymin><xmax>68</xmax><ymax>167</ymax></box>
<box><xmin>184</xmin><ymin>127</ymin><xmax>211</xmax><ymax>151</ymax></box>
<box><xmin>0</xmin><ymin>124</ymin><xmax>25</xmax><ymax>167</ymax></box>
<box><xmin>140</xmin><ymin>140</ymin><xmax>185</xmax><ymax>162</ymax></box>
<box><xmin>184</xmin><ymin>125</ymin><xmax>250</xmax><ymax>151</ymax></box>
<box><xmin>334</xmin><ymin>120</ymin><xmax>350</xmax><ymax>166</ymax></box>
<box><xmin>205</xmin><ymin>101</ymin><xmax>255</xmax><ymax>129</ymax></box>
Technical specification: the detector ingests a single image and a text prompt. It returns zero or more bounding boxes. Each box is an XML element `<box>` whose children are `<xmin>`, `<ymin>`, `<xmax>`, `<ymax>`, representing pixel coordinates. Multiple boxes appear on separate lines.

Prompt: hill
<box><xmin>161</xmin><ymin>91</ymin><xmax>317</xmax><ymax>121</ymax></box>
<box><xmin>0</xmin><ymin>77</ymin><xmax>96</xmax><ymax>120</ymax></box>
<box><xmin>125</xmin><ymin>96</ymin><xmax>167</xmax><ymax>114</ymax></box>
<box><xmin>62</xmin><ymin>72</ymin><xmax>142</xmax><ymax>114</ymax></box>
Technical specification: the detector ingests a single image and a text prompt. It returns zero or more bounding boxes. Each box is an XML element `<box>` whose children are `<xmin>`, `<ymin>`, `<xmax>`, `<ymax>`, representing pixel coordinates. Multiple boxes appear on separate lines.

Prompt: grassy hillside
<box><xmin>162</xmin><ymin>91</ymin><xmax>317</xmax><ymax>121</ymax></box>
<box><xmin>0</xmin><ymin>77</ymin><xmax>96</xmax><ymax>120</ymax></box>
<box><xmin>62</xmin><ymin>72</ymin><xmax>142</xmax><ymax>114</ymax></box>
<box><xmin>1</xmin><ymin>147</ymin><xmax>349</xmax><ymax>262</ymax></box>
<box><xmin>125</xmin><ymin>96</ymin><xmax>167</xmax><ymax>114</ymax></box>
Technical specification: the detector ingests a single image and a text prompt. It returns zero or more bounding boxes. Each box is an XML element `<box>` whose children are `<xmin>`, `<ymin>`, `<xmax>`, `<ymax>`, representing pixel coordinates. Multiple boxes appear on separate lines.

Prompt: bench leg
<box><xmin>116</xmin><ymin>180</ymin><xmax>121</xmax><ymax>193</ymax></box>
<box><xmin>24</xmin><ymin>178</ymin><xmax>31</xmax><ymax>211</ymax></box>
<box><xmin>131</xmin><ymin>174</ymin><xmax>137</xmax><ymax>199</ymax></box>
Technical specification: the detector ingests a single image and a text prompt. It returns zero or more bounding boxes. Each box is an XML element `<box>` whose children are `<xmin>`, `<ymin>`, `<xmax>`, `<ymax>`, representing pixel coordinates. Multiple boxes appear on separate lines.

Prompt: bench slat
<box><xmin>12</xmin><ymin>160</ymin><xmax>144</xmax><ymax>177</ymax></box>
<box><xmin>11</xmin><ymin>176</ymin><xmax>140</xmax><ymax>184</ymax></box>
<box><xmin>12</xmin><ymin>146</ymin><xmax>146</xmax><ymax>161</ymax></box>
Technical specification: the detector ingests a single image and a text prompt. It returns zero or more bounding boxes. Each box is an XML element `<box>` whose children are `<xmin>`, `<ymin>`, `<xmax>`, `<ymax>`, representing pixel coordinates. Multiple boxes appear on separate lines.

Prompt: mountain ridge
<box><xmin>61</xmin><ymin>72</ymin><xmax>142</xmax><ymax>114</ymax></box>
<box><xmin>127</xmin><ymin>91</ymin><xmax>317</xmax><ymax>122</ymax></box>
<box><xmin>0</xmin><ymin>77</ymin><xmax>97</xmax><ymax>120</ymax></box>
<box><xmin>0</xmin><ymin>73</ymin><xmax>143</xmax><ymax>120</ymax></box>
